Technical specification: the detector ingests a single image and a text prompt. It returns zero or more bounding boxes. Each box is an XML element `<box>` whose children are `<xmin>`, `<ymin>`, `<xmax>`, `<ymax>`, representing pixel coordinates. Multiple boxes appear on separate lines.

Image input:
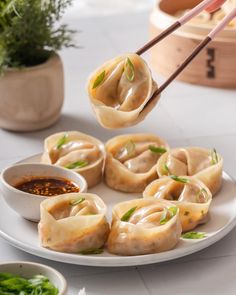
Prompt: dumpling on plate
<box><xmin>41</xmin><ymin>131</ymin><xmax>105</xmax><ymax>188</ymax></box>
<box><xmin>156</xmin><ymin>147</ymin><xmax>223</xmax><ymax>195</ymax></box>
<box><xmin>143</xmin><ymin>176</ymin><xmax>212</xmax><ymax>232</ymax></box>
<box><xmin>105</xmin><ymin>134</ymin><xmax>169</xmax><ymax>193</ymax></box>
<box><xmin>107</xmin><ymin>198</ymin><xmax>181</xmax><ymax>256</ymax></box>
<box><xmin>87</xmin><ymin>53</ymin><xmax>159</xmax><ymax>129</ymax></box>
<box><xmin>38</xmin><ymin>193</ymin><xmax>109</xmax><ymax>253</ymax></box>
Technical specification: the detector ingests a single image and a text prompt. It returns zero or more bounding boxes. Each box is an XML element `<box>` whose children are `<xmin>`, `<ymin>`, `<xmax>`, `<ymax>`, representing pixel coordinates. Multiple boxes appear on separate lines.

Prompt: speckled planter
<box><xmin>0</xmin><ymin>53</ymin><xmax>64</xmax><ymax>131</ymax></box>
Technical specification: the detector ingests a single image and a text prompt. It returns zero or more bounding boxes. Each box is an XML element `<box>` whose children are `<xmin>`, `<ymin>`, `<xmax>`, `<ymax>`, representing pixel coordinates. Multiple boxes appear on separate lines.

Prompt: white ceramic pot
<box><xmin>0</xmin><ymin>53</ymin><xmax>64</xmax><ymax>131</ymax></box>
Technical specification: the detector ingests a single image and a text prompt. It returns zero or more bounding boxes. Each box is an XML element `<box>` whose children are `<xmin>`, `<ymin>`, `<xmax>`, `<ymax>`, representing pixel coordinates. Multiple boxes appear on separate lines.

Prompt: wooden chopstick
<box><xmin>140</xmin><ymin>6</ymin><xmax>236</xmax><ymax>110</ymax></box>
<box><xmin>136</xmin><ymin>0</ymin><xmax>216</xmax><ymax>55</ymax></box>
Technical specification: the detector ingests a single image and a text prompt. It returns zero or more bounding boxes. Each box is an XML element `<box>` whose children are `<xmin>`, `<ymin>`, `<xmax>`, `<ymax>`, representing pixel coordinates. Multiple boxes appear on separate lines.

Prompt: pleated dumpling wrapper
<box><xmin>107</xmin><ymin>198</ymin><xmax>181</xmax><ymax>256</ymax></box>
<box><xmin>105</xmin><ymin>134</ymin><xmax>169</xmax><ymax>193</ymax></box>
<box><xmin>41</xmin><ymin>131</ymin><xmax>105</xmax><ymax>188</ymax></box>
<box><xmin>38</xmin><ymin>193</ymin><xmax>109</xmax><ymax>253</ymax></box>
<box><xmin>87</xmin><ymin>53</ymin><xmax>159</xmax><ymax>129</ymax></box>
<box><xmin>143</xmin><ymin>176</ymin><xmax>212</xmax><ymax>232</ymax></box>
<box><xmin>157</xmin><ymin>147</ymin><xmax>223</xmax><ymax>195</ymax></box>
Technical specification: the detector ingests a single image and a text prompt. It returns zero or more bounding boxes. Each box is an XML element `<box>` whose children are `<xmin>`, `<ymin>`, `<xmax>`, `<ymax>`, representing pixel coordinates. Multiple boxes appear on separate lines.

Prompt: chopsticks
<box><xmin>139</xmin><ymin>0</ymin><xmax>236</xmax><ymax>109</ymax></box>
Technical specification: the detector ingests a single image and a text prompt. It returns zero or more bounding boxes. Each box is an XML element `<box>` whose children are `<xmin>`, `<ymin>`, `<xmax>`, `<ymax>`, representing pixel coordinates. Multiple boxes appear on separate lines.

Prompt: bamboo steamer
<box><xmin>150</xmin><ymin>0</ymin><xmax>236</xmax><ymax>88</ymax></box>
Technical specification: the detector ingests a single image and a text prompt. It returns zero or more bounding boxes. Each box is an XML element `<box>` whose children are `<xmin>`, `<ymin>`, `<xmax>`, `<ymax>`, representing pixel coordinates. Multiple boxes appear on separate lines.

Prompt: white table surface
<box><xmin>1</xmin><ymin>9</ymin><xmax>236</xmax><ymax>295</ymax></box>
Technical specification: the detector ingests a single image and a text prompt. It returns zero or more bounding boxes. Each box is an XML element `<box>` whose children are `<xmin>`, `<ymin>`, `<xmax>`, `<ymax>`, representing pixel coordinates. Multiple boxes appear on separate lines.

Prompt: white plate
<box><xmin>0</xmin><ymin>154</ymin><xmax>236</xmax><ymax>267</ymax></box>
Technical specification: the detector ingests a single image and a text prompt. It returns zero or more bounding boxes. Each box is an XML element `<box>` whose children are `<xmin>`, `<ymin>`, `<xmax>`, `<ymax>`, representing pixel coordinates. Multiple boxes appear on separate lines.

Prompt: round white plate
<box><xmin>0</xmin><ymin>154</ymin><xmax>236</xmax><ymax>267</ymax></box>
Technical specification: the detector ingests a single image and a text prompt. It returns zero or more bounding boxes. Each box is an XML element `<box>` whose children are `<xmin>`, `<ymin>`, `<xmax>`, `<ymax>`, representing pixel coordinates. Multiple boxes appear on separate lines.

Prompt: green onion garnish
<box><xmin>182</xmin><ymin>231</ymin><xmax>206</xmax><ymax>239</ymax></box>
<box><xmin>210</xmin><ymin>148</ymin><xmax>219</xmax><ymax>165</ymax></box>
<box><xmin>56</xmin><ymin>133</ymin><xmax>68</xmax><ymax>149</ymax></box>
<box><xmin>92</xmin><ymin>70</ymin><xmax>106</xmax><ymax>89</ymax></box>
<box><xmin>124</xmin><ymin>140</ymin><xmax>136</xmax><ymax>156</ymax></box>
<box><xmin>149</xmin><ymin>145</ymin><xmax>167</xmax><ymax>154</ymax></box>
<box><xmin>124</xmin><ymin>57</ymin><xmax>135</xmax><ymax>82</ymax></box>
<box><xmin>70</xmin><ymin>197</ymin><xmax>85</xmax><ymax>206</ymax></box>
<box><xmin>121</xmin><ymin>206</ymin><xmax>137</xmax><ymax>222</ymax></box>
<box><xmin>65</xmin><ymin>161</ymin><xmax>88</xmax><ymax>169</ymax></box>
<box><xmin>160</xmin><ymin>206</ymin><xmax>178</xmax><ymax>225</ymax></box>
<box><xmin>80</xmin><ymin>248</ymin><xmax>103</xmax><ymax>255</ymax></box>
<box><xmin>163</xmin><ymin>163</ymin><xmax>170</xmax><ymax>175</ymax></box>
<box><xmin>170</xmin><ymin>175</ymin><xmax>189</xmax><ymax>183</ymax></box>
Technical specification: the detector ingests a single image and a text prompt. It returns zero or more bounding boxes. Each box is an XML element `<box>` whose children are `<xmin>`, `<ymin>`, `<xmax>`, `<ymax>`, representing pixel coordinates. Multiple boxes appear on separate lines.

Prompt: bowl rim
<box><xmin>0</xmin><ymin>260</ymin><xmax>67</xmax><ymax>294</ymax></box>
<box><xmin>0</xmin><ymin>163</ymin><xmax>88</xmax><ymax>200</ymax></box>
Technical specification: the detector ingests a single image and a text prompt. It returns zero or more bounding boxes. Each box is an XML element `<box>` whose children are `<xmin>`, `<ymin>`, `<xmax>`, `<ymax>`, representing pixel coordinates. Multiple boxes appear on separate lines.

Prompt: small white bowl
<box><xmin>0</xmin><ymin>163</ymin><xmax>87</xmax><ymax>222</ymax></box>
<box><xmin>0</xmin><ymin>261</ymin><xmax>67</xmax><ymax>295</ymax></box>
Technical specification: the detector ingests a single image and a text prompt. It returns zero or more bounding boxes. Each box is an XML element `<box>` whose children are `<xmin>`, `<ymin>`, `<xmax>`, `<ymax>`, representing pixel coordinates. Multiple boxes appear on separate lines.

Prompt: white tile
<box><xmin>139</xmin><ymin>255</ymin><xmax>236</xmax><ymax>295</ymax></box>
<box><xmin>68</xmin><ymin>269</ymin><xmax>149</xmax><ymax>295</ymax></box>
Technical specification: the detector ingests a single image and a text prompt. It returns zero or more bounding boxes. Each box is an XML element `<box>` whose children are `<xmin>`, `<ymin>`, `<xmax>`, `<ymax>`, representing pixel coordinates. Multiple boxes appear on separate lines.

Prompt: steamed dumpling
<box><xmin>41</xmin><ymin>131</ymin><xmax>105</xmax><ymax>188</ymax></box>
<box><xmin>143</xmin><ymin>176</ymin><xmax>212</xmax><ymax>232</ymax></box>
<box><xmin>87</xmin><ymin>53</ymin><xmax>159</xmax><ymax>129</ymax></box>
<box><xmin>105</xmin><ymin>134</ymin><xmax>169</xmax><ymax>193</ymax></box>
<box><xmin>107</xmin><ymin>198</ymin><xmax>181</xmax><ymax>255</ymax></box>
<box><xmin>157</xmin><ymin>147</ymin><xmax>223</xmax><ymax>195</ymax></box>
<box><xmin>38</xmin><ymin>193</ymin><xmax>109</xmax><ymax>253</ymax></box>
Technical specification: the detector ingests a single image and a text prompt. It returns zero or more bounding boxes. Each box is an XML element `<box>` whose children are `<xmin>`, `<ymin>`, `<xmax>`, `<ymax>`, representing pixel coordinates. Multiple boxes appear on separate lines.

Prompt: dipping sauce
<box><xmin>15</xmin><ymin>176</ymin><xmax>80</xmax><ymax>196</ymax></box>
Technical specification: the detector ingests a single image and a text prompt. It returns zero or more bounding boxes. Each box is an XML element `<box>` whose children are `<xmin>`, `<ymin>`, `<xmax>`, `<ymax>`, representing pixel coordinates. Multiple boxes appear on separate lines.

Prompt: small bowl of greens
<box><xmin>0</xmin><ymin>261</ymin><xmax>67</xmax><ymax>294</ymax></box>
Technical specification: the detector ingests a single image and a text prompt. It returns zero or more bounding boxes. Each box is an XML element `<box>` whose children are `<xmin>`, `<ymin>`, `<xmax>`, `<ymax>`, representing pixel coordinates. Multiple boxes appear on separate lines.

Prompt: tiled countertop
<box><xmin>0</xmin><ymin>9</ymin><xmax>236</xmax><ymax>295</ymax></box>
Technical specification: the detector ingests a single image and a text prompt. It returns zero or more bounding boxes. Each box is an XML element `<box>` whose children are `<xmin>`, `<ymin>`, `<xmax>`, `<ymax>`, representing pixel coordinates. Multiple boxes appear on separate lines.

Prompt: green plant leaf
<box><xmin>182</xmin><ymin>231</ymin><xmax>206</xmax><ymax>239</ymax></box>
<box><xmin>170</xmin><ymin>175</ymin><xmax>189</xmax><ymax>183</ymax></box>
<box><xmin>149</xmin><ymin>145</ymin><xmax>167</xmax><ymax>154</ymax></box>
<box><xmin>196</xmin><ymin>188</ymin><xmax>209</xmax><ymax>203</ymax></box>
<box><xmin>121</xmin><ymin>206</ymin><xmax>137</xmax><ymax>222</ymax></box>
<box><xmin>92</xmin><ymin>70</ymin><xmax>106</xmax><ymax>89</ymax></box>
<box><xmin>124</xmin><ymin>57</ymin><xmax>135</xmax><ymax>81</ymax></box>
<box><xmin>65</xmin><ymin>161</ymin><xmax>88</xmax><ymax>169</ymax></box>
<box><xmin>56</xmin><ymin>133</ymin><xmax>68</xmax><ymax>149</ymax></box>
<box><xmin>70</xmin><ymin>197</ymin><xmax>85</xmax><ymax>206</ymax></box>
<box><xmin>80</xmin><ymin>248</ymin><xmax>103</xmax><ymax>255</ymax></box>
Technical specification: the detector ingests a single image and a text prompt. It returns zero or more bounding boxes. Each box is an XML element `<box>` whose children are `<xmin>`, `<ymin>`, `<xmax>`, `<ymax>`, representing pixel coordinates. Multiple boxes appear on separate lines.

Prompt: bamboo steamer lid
<box><xmin>150</xmin><ymin>0</ymin><xmax>236</xmax><ymax>88</ymax></box>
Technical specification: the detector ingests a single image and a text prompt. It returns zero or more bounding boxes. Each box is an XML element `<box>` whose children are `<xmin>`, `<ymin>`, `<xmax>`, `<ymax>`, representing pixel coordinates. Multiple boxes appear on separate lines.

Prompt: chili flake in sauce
<box><xmin>15</xmin><ymin>177</ymin><xmax>80</xmax><ymax>196</ymax></box>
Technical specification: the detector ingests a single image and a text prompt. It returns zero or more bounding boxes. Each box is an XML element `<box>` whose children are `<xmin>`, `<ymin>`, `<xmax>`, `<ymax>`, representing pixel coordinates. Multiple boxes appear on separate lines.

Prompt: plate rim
<box><xmin>0</xmin><ymin>154</ymin><xmax>236</xmax><ymax>267</ymax></box>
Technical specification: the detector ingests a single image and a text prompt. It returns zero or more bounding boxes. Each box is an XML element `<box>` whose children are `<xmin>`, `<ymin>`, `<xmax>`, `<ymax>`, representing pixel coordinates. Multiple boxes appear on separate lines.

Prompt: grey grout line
<box><xmin>136</xmin><ymin>266</ymin><xmax>152</xmax><ymax>295</ymax></box>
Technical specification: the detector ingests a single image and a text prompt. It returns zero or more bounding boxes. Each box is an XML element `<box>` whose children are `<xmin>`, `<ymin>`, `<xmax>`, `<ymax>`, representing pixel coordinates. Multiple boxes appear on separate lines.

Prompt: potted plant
<box><xmin>0</xmin><ymin>0</ymin><xmax>75</xmax><ymax>131</ymax></box>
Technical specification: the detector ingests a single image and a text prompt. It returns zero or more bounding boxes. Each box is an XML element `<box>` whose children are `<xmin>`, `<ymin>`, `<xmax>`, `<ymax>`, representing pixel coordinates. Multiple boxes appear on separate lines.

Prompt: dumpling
<box><xmin>156</xmin><ymin>147</ymin><xmax>223</xmax><ymax>195</ymax></box>
<box><xmin>87</xmin><ymin>53</ymin><xmax>159</xmax><ymax>129</ymax></box>
<box><xmin>41</xmin><ymin>131</ymin><xmax>105</xmax><ymax>188</ymax></box>
<box><xmin>105</xmin><ymin>134</ymin><xmax>169</xmax><ymax>193</ymax></box>
<box><xmin>143</xmin><ymin>176</ymin><xmax>212</xmax><ymax>232</ymax></box>
<box><xmin>38</xmin><ymin>193</ymin><xmax>109</xmax><ymax>253</ymax></box>
<box><xmin>107</xmin><ymin>198</ymin><xmax>181</xmax><ymax>256</ymax></box>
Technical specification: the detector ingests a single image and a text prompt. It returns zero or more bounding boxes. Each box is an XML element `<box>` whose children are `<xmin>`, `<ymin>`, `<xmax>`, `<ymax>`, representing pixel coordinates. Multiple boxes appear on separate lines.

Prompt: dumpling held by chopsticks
<box><xmin>87</xmin><ymin>53</ymin><xmax>159</xmax><ymax>129</ymax></box>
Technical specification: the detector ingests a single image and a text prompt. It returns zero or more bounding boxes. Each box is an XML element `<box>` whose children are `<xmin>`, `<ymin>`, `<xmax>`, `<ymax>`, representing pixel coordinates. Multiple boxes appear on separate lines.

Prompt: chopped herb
<box><xmin>124</xmin><ymin>57</ymin><xmax>135</xmax><ymax>81</ymax></box>
<box><xmin>197</xmin><ymin>188</ymin><xmax>209</xmax><ymax>203</ymax></box>
<box><xmin>0</xmin><ymin>273</ymin><xmax>58</xmax><ymax>294</ymax></box>
<box><xmin>160</xmin><ymin>206</ymin><xmax>178</xmax><ymax>225</ymax></box>
<box><xmin>149</xmin><ymin>145</ymin><xmax>167</xmax><ymax>154</ymax></box>
<box><xmin>56</xmin><ymin>133</ymin><xmax>68</xmax><ymax>149</ymax></box>
<box><xmin>70</xmin><ymin>197</ymin><xmax>85</xmax><ymax>206</ymax></box>
<box><xmin>210</xmin><ymin>148</ymin><xmax>219</xmax><ymax>165</ymax></box>
<box><xmin>80</xmin><ymin>248</ymin><xmax>103</xmax><ymax>255</ymax></box>
<box><xmin>65</xmin><ymin>160</ymin><xmax>88</xmax><ymax>169</ymax></box>
<box><xmin>184</xmin><ymin>211</ymin><xmax>190</xmax><ymax>216</ymax></box>
<box><xmin>170</xmin><ymin>175</ymin><xmax>189</xmax><ymax>183</ymax></box>
<box><xmin>182</xmin><ymin>231</ymin><xmax>206</xmax><ymax>239</ymax></box>
<box><xmin>121</xmin><ymin>206</ymin><xmax>137</xmax><ymax>222</ymax></box>
<box><xmin>92</xmin><ymin>70</ymin><xmax>106</xmax><ymax>89</ymax></box>
<box><xmin>124</xmin><ymin>140</ymin><xmax>136</xmax><ymax>156</ymax></box>
<box><xmin>163</xmin><ymin>163</ymin><xmax>170</xmax><ymax>175</ymax></box>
